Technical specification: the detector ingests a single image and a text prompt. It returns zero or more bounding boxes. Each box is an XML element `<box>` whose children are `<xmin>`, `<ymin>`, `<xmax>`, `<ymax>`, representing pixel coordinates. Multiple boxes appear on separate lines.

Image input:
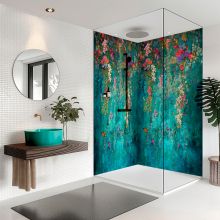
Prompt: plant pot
<box><xmin>209</xmin><ymin>156</ymin><xmax>220</xmax><ymax>186</ymax></box>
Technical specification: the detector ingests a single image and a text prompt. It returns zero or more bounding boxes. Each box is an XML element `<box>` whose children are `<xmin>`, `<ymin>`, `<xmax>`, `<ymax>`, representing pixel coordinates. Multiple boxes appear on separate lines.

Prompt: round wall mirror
<box><xmin>13</xmin><ymin>49</ymin><xmax>60</xmax><ymax>100</ymax></box>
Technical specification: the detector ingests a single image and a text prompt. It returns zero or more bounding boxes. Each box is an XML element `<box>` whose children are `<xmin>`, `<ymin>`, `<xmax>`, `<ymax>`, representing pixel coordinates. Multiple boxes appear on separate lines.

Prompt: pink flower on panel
<box><xmin>159</xmin><ymin>75</ymin><xmax>163</xmax><ymax>87</ymax></box>
<box><xmin>165</xmin><ymin>39</ymin><xmax>171</xmax><ymax>49</ymax></box>
<box><xmin>114</xmin><ymin>77</ymin><xmax>117</xmax><ymax>89</ymax></box>
<box><xmin>144</xmin><ymin>43</ymin><xmax>152</xmax><ymax>56</ymax></box>
<box><xmin>147</xmin><ymin>86</ymin><xmax>152</xmax><ymax>96</ymax></box>
<box><xmin>180</xmin><ymin>94</ymin><xmax>186</xmax><ymax>108</ymax></box>
<box><xmin>102</xmin><ymin>39</ymin><xmax>108</xmax><ymax>53</ymax></box>
<box><xmin>110</xmin><ymin>48</ymin><xmax>114</xmax><ymax>60</ymax></box>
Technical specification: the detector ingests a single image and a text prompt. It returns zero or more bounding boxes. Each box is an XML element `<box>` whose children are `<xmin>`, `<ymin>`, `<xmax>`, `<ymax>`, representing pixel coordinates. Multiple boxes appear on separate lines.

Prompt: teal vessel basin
<box><xmin>25</xmin><ymin>128</ymin><xmax>63</xmax><ymax>147</ymax></box>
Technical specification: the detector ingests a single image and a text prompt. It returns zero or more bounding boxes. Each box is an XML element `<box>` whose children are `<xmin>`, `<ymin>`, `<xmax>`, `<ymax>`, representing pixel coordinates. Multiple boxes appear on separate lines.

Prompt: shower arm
<box><xmin>118</xmin><ymin>53</ymin><xmax>131</xmax><ymax>112</ymax></box>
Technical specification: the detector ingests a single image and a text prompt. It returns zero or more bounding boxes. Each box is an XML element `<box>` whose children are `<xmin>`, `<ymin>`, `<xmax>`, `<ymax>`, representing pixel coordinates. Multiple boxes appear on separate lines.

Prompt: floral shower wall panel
<box><xmin>137</xmin><ymin>38</ymin><xmax>164</xmax><ymax>169</ymax></box>
<box><xmin>137</xmin><ymin>29</ymin><xmax>202</xmax><ymax>176</ymax></box>
<box><xmin>94</xmin><ymin>33</ymin><xmax>140</xmax><ymax>174</ymax></box>
<box><xmin>94</xmin><ymin>29</ymin><xmax>202</xmax><ymax>176</ymax></box>
<box><xmin>164</xmin><ymin>29</ymin><xmax>202</xmax><ymax>175</ymax></box>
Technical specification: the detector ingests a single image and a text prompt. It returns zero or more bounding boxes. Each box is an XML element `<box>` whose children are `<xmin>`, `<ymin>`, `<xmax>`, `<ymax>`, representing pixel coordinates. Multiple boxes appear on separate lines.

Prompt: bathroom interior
<box><xmin>0</xmin><ymin>2</ymin><xmax>209</xmax><ymax>220</ymax></box>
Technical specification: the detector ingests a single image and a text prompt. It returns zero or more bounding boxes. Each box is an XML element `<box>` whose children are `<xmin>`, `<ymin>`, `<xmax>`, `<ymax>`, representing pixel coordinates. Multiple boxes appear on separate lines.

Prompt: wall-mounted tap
<box><xmin>103</xmin><ymin>87</ymin><xmax>111</xmax><ymax>99</ymax></box>
<box><xmin>34</xmin><ymin>113</ymin><xmax>42</xmax><ymax>121</ymax></box>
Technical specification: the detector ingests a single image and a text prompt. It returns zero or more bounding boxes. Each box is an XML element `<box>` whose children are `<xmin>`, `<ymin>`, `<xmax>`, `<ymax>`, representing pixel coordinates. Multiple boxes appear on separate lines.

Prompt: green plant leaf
<box><xmin>195</xmin><ymin>77</ymin><xmax>220</xmax><ymax>127</ymax></box>
<box><xmin>47</xmin><ymin>95</ymin><xmax>84</xmax><ymax>125</ymax></box>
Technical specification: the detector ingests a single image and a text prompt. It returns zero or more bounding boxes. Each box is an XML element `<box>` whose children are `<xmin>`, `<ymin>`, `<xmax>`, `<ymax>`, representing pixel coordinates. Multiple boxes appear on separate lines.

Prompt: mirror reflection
<box><xmin>13</xmin><ymin>49</ymin><xmax>60</xmax><ymax>100</ymax></box>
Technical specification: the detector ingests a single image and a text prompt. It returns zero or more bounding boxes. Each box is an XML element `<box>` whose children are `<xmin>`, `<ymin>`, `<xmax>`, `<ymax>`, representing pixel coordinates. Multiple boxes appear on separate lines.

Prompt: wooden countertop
<box><xmin>4</xmin><ymin>140</ymin><xmax>88</xmax><ymax>160</ymax></box>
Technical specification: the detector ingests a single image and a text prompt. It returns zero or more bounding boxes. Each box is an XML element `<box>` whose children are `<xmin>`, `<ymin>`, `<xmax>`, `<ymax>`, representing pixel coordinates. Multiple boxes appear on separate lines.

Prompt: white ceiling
<box><xmin>97</xmin><ymin>9</ymin><xmax>201</xmax><ymax>43</ymax></box>
<box><xmin>0</xmin><ymin>0</ymin><xmax>219</xmax><ymax>30</ymax></box>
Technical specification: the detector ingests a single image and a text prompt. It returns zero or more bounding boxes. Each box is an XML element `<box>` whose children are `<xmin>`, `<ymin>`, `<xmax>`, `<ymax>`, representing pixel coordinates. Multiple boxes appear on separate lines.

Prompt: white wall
<box><xmin>13</xmin><ymin>61</ymin><xmax>27</xmax><ymax>96</ymax></box>
<box><xmin>203</xmin><ymin>25</ymin><xmax>220</xmax><ymax>178</ymax></box>
<box><xmin>0</xmin><ymin>4</ymin><xmax>93</xmax><ymax>200</ymax></box>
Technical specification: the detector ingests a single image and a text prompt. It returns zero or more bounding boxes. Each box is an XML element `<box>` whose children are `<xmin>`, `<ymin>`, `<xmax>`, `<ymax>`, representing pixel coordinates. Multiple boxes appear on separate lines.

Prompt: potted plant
<box><xmin>48</xmin><ymin>95</ymin><xmax>84</xmax><ymax>143</ymax></box>
<box><xmin>195</xmin><ymin>77</ymin><xmax>220</xmax><ymax>185</ymax></box>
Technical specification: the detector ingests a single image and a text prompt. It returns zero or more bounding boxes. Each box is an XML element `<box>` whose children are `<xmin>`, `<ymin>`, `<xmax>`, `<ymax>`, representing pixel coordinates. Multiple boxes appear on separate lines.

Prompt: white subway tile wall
<box><xmin>0</xmin><ymin>4</ymin><xmax>93</xmax><ymax>200</ymax></box>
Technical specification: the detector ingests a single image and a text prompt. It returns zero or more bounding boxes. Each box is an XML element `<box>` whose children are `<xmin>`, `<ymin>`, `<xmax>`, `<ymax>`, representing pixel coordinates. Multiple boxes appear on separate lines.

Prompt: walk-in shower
<box><xmin>94</xmin><ymin>8</ymin><xmax>203</xmax><ymax>194</ymax></box>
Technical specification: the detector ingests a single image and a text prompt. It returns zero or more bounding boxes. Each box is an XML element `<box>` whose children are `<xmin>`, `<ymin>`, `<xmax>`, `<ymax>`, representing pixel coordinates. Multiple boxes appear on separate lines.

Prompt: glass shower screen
<box><xmin>163</xmin><ymin>9</ymin><xmax>202</xmax><ymax>193</ymax></box>
<box><xmin>94</xmin><ymin>8</ymin><xmax>202</xmax><ymax>194</ymax></box>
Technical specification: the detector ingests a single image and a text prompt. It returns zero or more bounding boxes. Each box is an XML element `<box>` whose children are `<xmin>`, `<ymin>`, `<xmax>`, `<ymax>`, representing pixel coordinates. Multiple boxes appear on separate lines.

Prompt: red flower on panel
<box><xmin>95</xmin><ymin>49</ymin><xmax>101</xmax><ymax>59</ymax></box>
<box><xmin>143</xmin><ymin>58</ymin><xmax>152</xmax><ymax>68</ymax></box>
<box><xmin>179</xmin><ymin>64</ymin><xmax>184</xmax><ymax>71</ymax></box>
<box><xmin>100</xmin><ymin>56</ymin><xmax>109</xmax><ymax>65</ymax></box>
<box><xmin>146</xmin><ymin>58</ymin><xmax>153</xmax><ymax>65</ymax></box>
<box><xmin>139</xmin><ymin>54</ymin><xmax>144</xmax><ymax>60</ymax></box>
<box><xmin>154</xmin><ymin>48</ymin><xmax>160</xmax><ymax>59</ymax></box>
<box><xmin>176</xmin><ymin>49</ymin><xmax>184</xmax><ymax>58</ymax></box>
<box><xmin>188</xmin><ymin>53</ymin><xmax>194</xmax><ymax>60</ymax></box>
<box><xmin>101</xmin><ymin>132</ymin><xmax>106</xmax><ymax>137</ymax></box>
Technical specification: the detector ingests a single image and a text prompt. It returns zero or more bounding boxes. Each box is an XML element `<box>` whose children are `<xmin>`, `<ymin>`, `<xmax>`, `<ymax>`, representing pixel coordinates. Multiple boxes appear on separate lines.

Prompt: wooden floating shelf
<box><xmin>4</xmin><ymin>140</ymin><xmax>88</xmax><ymax>160</ymax></box>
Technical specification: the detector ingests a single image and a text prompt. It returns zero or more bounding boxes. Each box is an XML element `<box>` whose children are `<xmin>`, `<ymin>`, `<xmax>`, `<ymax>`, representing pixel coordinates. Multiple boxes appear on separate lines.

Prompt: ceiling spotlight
<box><xmin>126</xmin><ymin>31</ymin><xmax>149</xmax><ymax>39</ymax></box>
<box><xmin>45</xmin><ymin>8</ymin><xmax>55</xmax><ymax>13</ymax></box>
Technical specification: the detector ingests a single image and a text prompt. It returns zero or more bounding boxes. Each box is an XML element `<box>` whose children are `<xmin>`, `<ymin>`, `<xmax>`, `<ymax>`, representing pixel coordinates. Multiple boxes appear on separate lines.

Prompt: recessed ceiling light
<box><xmin>45</xmin><ymin>8</ymin><xmax>55</xmax><ymax>13</ymax></box>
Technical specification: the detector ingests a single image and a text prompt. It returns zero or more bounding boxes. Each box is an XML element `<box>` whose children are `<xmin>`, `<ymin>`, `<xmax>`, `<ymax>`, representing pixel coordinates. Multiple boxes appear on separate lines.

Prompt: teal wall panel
<box><xmin>94</xmin><ymin>29</ymin><xmax>203</xmax><ymax>176</ymax></box>
<box><xmin>163</xmin><ymin>30</ymin><xmax>203</xmax><ymax>175</ymax></box>
<box><xmin>94</xmin><ymin>34</ymin><xmax>139</xmax><ymax>174</ymax></box>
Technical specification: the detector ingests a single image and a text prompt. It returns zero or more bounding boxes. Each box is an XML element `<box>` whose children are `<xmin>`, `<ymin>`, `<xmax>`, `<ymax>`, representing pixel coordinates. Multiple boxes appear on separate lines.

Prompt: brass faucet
<box><xmin>34</xmin><ymin>113</ymin><xmax>42</xmax><ymax>121</ymax></box>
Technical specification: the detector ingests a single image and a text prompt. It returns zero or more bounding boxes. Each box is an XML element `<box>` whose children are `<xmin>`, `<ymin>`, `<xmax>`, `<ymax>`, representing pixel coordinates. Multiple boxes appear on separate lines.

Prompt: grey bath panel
<box><xmin>12</xmin><ymin>182</ymin><xmax>157</xmax><ymax>220</ymax></box>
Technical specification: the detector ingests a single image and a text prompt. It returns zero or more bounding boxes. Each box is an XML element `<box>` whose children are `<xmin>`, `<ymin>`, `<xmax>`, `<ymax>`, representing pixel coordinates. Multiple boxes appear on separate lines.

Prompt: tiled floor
<box><xmin>0</xmin><ymin>177</ymin><xmax>219</xmax><ymax>220</ymax></box>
